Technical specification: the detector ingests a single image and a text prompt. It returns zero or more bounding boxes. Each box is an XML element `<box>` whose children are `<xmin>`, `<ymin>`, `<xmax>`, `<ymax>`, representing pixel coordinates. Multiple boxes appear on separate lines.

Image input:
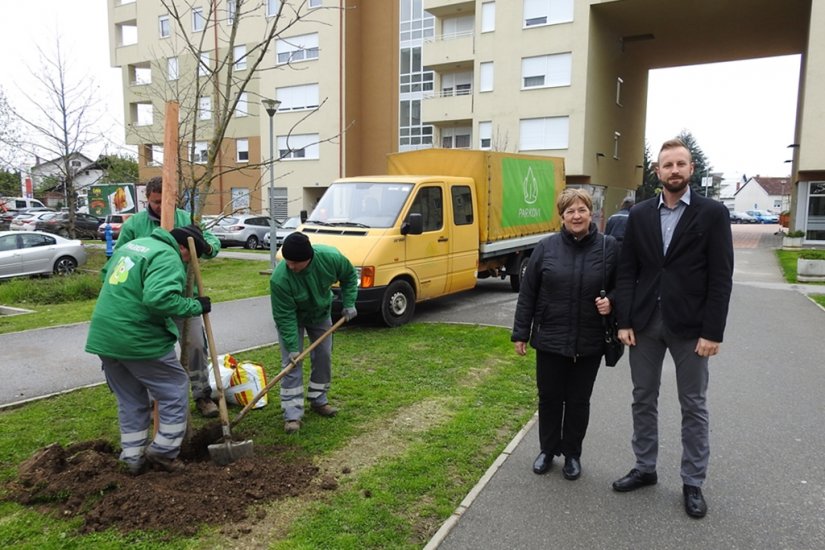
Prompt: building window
<box><xmin>441</xmin><ymin>127</ymin><xmax>471</xmax><ymax>149</ymax></box>
<box><xmin>399</xmin><ymin>1</ymin><xmax>434</xmax><ymax>42</ymax></box>
<box><xmin>235</xmin><ymin>92</ymin><xmax>248</xmax><ymax>117</ymax></box>
<box><xmin>400</xmin><ymin>47</ymin><xmax>434</xmax><ymax>94</ymax></box>
<box><xmin>519</xmin><ymin>116</ymin><xmax>569</xmax><ymax>150</ymax></box>
<box><xmin>227</xmin><ymin>0</ymin><xmax>236</xmax><ymax>23</ymax></box>
<box><xmin>277</xmin><ymin>134</ymin><xmax>319</xmax><ymax>160</ymax></box>
<box><xmin>613</xmin><ymin>131</ymin><xmax>621</xmax><ymax>159</ymax></box>
<box><xmin>442</xmin><ymin>15</ymin><xmax>474</xmax><ymax>39</ymax></box>
<box><xmin>193</xmin><ymin>7</ymin><xmax>205</xmax><ymax>32</ymax></box>
<box><xmin>267</xmin><ymin>0</ymin><xmax>281</xmax><ymax>17</ymax></box>
<box><xmin>478</xmin><ymin>121</ymin><xmax>492</xmax><ymax>150</ymax></box>
<box><xmin>191</xmin><ymin>141</ymin><xmax>209</xmax><ymax>164</ymax></box>
<box><xmin>159</xmin><ymin>15</ymin><xmax>171</xmax><ymax>38</ymax></box>
<box><xmin>399</xmin><ymin>100</ymin><xmax>433</xmax><ymax>148</ymax></box>
<box><xmin>276</xmin><ymin>33</ymin><xmax>319</xmax><ymax>64</ymax></box>
<box><xmin>236</xmin><ymin>138</ymin><xmax>249</xmax><ymax>163</ymax></box>
<box><xmin>523</xmin><ymin>0</ymin><xmax>574</xmax><ymax>27</ymax></box>
<box><xmin>521</xmin><ymin>53</ymin><xmax>572</xmax><ymax>89</ymax></box>
<box><xmin>136</xmin><ymin>103</ymin><xmax>153</xmax><ymax>126</ymax></box>
<box><xmin>167</xmin><ymin>57</ymin><xmax>179</xmax><ymax>80</ymax></box>
<box><xmin>479</xmin><ymin>62</ymin><xmax>494</xmax><ymax>92</ymax></box>
<box><xmin>441</xmin><ymin>72</ymin><xmax>472</xmax><ymax>97</ymax></box>
<box><xmin>276</xmin><ymin>83</ymin><xmax>320</xmax><ymax>111</ymax></box>
<box><xmin>199</xmin><ymin>52</ymin><xmax>210</xmax><ymax>76</ymax></box>
<box><xmin>309</xmin><ymin>0</ymin><xmax>322</xmax><ymax>7</ymax></box>
<box><xmin>233</xmin><ymin>45</ymin><xmax>247</xmax><ymax>70</ymax></box>
<box><xmin>145</xmin><ymin>144</ymin><xmax>164</xmax><ymax>166</ymax></box>
<box><xmin>616</xmin><ymin>77</ymin><xmax>623</xmax><ymax>106</ymax></box>
<box><xmin>481</xmin><ymin>2</ymin><xmax>496</xmax><ymax>33</ymax></box>
<box><xmin>198</xmin><ymin>96</ymin><xmax>211</xmax><ymax>120</ymax></box>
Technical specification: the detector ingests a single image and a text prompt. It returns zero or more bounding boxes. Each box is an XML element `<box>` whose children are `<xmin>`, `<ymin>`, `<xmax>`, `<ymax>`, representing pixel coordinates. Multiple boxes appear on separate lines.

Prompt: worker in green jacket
<box><xmin>116</xmin><ymin>176</ymin><xmax>222</xmax><ymax>418</ymax></box>
<box><xmin>270</xmin><ymin>232</ymin><xmax>359</xmax><ymax>434</ymax></box>
<box><xmin>86</xmin><ymin>225</ymin><xmax>212</xmax><ymax>474</ymax></box>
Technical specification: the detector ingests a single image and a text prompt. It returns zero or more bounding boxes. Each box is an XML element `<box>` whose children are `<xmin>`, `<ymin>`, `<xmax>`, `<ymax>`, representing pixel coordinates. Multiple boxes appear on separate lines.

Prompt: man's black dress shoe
<box><xmin>562</xmin><ymin>456</ymin><xmax>581</xmax><ymax>480</ymax></box>
<box><xmin>683</xmin><ymin>484</ymin><xmax>707</xmax><ymax>518</ymax></box>
<box><xmin>532</xmin><ymin>452</ymin><xmax>552</xmax><ymax>474</ymax></box>
<box><xmin>611</xmin><ymin>468</ymin><xmax>658</xmax><ymax>492</ymax></box>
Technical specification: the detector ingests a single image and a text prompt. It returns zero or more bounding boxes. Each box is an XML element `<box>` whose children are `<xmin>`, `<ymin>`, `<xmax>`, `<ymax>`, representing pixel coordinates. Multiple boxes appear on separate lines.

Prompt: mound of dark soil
<box><xmin>5</xmin><ymin>429</ymin><xmax>319</xmax><ymax>536</ymax></box>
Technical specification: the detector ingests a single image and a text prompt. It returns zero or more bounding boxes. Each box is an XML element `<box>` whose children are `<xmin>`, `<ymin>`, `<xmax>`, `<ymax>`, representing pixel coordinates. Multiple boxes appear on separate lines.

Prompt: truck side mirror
<box><xmin>401</xmin><ymin>212</ymin><xmax>423</xmax><ymax>235</ymax></box>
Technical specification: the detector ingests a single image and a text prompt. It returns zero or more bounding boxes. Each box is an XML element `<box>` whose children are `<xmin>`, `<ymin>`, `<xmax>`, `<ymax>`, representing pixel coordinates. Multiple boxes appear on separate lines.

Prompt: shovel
<box><xmin>187</xmin><ymin>237</ymin><xmax>254</xmax><ymax>465</ymax></box>
<box><xmin>231</xmin><ymin>315</ymin><xmax>347</xmax><ymax>429</ymax></box>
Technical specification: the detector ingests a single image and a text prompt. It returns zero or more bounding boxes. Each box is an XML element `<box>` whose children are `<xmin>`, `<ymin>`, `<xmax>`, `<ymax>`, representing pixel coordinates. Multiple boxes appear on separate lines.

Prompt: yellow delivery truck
<box><xmin>298</xmin><ymin>149</ymin><xmax>564</xmax><ymax>326</ymax></box>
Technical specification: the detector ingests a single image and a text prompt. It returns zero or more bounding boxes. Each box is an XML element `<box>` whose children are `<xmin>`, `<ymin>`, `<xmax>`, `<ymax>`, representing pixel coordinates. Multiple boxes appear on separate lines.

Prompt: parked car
<box><xmin>10</xmin><ymin>211</ymin><xmax>57</xmax><ymax>232</ymax></box>
<box><xmin>96</xmin><ymin>213</ymin><xmax>134</xmax><ymax>241</ymax></box>
<box><xmin>745</xmin><ymin>209</ymin><xmax>779</xmax><ymax>224</ymax></box>
<box><xmin>0</xmin><ymin>207</ymin><xmax>54</xmax><ymax>231</ymax></box>
<box><xmin>729</xmin><ymin>211</ymin><xmax>757</xmax><ymax>224</ymax></box>
<box><xmin>274</xmin><ymin>216</ymin><xmax>302</xmax><ymax>248</ymax></box>
<box><xmin>210</xmin><ymin>214</ymin><xmax>275</xmax><ymax>249</ymax></box>
<box><xmin>0</xmin><ymin>231</ymin><xmax>87</xmax><ymax>279</ymax></box>
<box><xmin>35</xmin><ymin>212</ymin><xmax>103</xmax><ymax>239</ymax></box>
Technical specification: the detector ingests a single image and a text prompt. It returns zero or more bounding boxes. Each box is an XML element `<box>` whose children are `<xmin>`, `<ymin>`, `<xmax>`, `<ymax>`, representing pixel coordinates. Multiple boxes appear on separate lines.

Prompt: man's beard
<box><xmin>662</xmin><ymin>177</ymin><xmax>689</xmax><ymax>193</ymax></box>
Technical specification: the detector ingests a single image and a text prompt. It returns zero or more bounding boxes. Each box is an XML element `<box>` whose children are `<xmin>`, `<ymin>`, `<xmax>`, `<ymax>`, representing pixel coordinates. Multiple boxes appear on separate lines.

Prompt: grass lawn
<box><xmin>0</xmin><ymin>248</ymin><xmax>270</xmax><ymax>335</ymax></box>
<box><xmin>0</xmin><ymin>323</ymin><xmax>536</xmax><ymax>548</ymax></box>
<box><xmin>775</xmin><ymin>249</ymin><xmax>825</xmax><ymax>308</ymax></box>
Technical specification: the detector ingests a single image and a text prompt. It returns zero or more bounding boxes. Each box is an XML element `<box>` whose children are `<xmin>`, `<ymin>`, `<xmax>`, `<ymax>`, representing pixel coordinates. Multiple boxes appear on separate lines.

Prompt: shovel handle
<box><xmin>230</xmin><ymin>315</ymin><xmax>347</xmax><ymax>428</ymax></box>
<box><xmin>187</xmin><ymin>237</ymin><xmax>232</xmax><ymax>435</ymax></box>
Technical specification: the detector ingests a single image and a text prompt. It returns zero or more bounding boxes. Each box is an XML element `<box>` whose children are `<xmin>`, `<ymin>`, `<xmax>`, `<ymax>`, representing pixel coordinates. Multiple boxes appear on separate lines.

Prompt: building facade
<box><xmin>108</xmin><ymin>0</ymin><xmax>825</xmax><ymax>240</ymax></box>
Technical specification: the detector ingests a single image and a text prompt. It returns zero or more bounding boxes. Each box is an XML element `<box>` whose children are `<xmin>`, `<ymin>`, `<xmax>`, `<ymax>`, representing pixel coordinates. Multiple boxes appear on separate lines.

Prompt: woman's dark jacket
<box><xmin>511</xmin><ymin>223</ymin><xmax>619</xmax><ymax>358</ymax></box>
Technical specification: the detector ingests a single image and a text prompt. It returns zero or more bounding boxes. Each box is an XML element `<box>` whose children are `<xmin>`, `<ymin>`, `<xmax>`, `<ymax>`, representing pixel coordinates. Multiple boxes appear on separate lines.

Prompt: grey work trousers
<box><xmin>101</xmin><ymin>349</ymin><xmax>189</xmax><ymax>467</ymax></box>
<box><xmin>629</xmin><ymin>306</ymin><xmax>710</xmax><ymax>487</ymax></box>
<box><xmin>174</xmin><ymin>316</ymin><xmax>212</xmax><ymax>400</ymax></box>
<box><xmin>277</xmin><ymin>317</ymin><xmax>333</xmax><ymax>421</ymax></box>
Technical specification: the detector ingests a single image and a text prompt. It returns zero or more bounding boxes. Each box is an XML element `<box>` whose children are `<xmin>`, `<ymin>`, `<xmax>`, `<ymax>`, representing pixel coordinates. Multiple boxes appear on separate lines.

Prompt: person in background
<box><xmin>611</xmin><ymin>138</ymin><xmax>734</xmax><ymax>519</ymax></box>
<box><xmin>86</xmin><ymin>225</ymin><xmax>212</xmax><ymax>474</ymax></box>
<box><xmin>512</xmin><ymin>188</ymin><xmax>619</xmax><ymax>481</ymax></box>
<box><xmin>270</xmin><ymin>232</ymin><xmax>359</xmax><ymax>434</ymax></box>
<box><xmin>605</xmin><ymin>197</ymin><xmax>635</xmax><ymax>247</ymax></box>
<box><xmin>115</xmin><ymin>176</ymin><xmax>222</xmax><ymax>418</ymax></box>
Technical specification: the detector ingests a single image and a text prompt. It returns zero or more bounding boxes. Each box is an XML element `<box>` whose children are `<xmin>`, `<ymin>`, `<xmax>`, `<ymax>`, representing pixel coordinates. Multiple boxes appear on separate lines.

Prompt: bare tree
<box><xmin>0</xmin><ymin>87</ymin><xmax>26</xmax><ymax>173</ymax></box>
<box><xmin>128</xmin><ymin>0</ymin><xmax>343</xmax><ymax>220</ymax></box>
<box><xmin>5</xmin><ymin>38</ymin><xmax>106</xmax><ymax>236</ymax></box>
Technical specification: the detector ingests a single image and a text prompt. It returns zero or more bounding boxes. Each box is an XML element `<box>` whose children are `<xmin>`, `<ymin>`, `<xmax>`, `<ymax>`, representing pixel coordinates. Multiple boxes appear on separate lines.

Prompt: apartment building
<box><xmin>108</xmin><ymin>0</ymin><xmax>825</xmax><ymax>239</ymax></box>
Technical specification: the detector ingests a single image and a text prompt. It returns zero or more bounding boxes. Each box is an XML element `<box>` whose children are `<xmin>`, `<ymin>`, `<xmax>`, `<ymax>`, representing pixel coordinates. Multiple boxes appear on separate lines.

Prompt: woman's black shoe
<box><xmin>532</xmin><ymin>452</ymin><xmax>552</xmax><ymax>474</ymax></box>
<box><xmin>562</xmin><ymin>456</ymin><xmax>581</xmax><ymax>480</ymax></box>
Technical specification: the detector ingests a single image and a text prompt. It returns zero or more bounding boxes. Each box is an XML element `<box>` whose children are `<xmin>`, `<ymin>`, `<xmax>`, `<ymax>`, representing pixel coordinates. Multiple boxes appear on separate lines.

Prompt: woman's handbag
<box><xmin>601</xmin><ymin>236</ymin><xmax>625</xmax><ymax>367</ymax></box>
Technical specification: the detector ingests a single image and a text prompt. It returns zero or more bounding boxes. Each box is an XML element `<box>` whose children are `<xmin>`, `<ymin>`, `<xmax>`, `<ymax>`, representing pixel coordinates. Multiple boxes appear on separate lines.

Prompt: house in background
<box><xmin>30</xmin><ymin>153</ymin><xmax>105</xmax><ymax>209</ymax></box>
<box><xmin>734</xmin><ymin>176</ymin><xmax>792</xmax><ymax>213</ymax></box>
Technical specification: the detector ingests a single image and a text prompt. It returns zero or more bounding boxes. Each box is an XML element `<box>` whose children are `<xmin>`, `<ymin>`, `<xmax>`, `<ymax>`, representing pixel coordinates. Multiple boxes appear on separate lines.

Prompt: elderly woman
<box><xmin>512</xmin><ymin>188</ymin><xmax>620</xmax><ymax>480</ymax></box>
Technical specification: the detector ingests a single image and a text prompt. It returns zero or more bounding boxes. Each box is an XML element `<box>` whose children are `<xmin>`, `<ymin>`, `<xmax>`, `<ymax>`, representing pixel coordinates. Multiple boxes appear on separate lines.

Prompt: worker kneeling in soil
<box><xmin>270</xmin><ymin>232</ymin><xmax>358</xmax><ymax>434</ymax></box>
<box><xmin>86</xmin><ymin>225</ymin><xmax>212</xmax><ymax>474</ymax></box>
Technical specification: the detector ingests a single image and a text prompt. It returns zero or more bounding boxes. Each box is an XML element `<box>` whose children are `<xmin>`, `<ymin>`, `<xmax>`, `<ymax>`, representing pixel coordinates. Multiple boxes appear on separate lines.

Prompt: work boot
<box><xmin>145</xmin><ymin>450</ymin><xmax>185</xmax><ymax>473</ymax></box>
<box><xmin>284</xmin><ymin>420</ymin><xmax>302</xmax><ymax>434</ymax></box>
<box><xmin>121</xmin><ymin>460</ymin><xmax>145</xmax><ymax>476</ymax></box>
<box><xmin>196</xmin><ymin>397</ymin><xmax>219</xmax><ymax>418</ymax></box>
<box><xmin>310</xmin><ymin>403</ymin><xmax>338</xmax><ymax>417</ymax></box>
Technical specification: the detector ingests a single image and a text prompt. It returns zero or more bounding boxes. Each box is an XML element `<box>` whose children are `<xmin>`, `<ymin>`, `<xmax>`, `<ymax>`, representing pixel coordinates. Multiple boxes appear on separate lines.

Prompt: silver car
<box><xmin>0</xmin><ymin>231</ymin><xmax>88</xmax><ymax>279</ymax></box>
<box><xmin>210</xmin><ymin>214</ymin><xmax>276</xmax><ymax>249</ymax></box>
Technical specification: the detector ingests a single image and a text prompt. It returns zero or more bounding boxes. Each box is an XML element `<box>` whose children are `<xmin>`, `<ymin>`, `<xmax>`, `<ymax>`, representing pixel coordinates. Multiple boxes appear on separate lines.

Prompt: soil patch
<box><xmin>4</xmin><ymin>428</ymin><xmax>318</xmax><ymax>536</ymax></box>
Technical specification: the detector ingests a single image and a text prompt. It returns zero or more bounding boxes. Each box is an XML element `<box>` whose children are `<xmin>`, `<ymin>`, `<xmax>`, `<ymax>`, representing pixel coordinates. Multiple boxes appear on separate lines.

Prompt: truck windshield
<box><xmin>307</xmin><ymin>182</ymin><xmax>413</xmax><ymax>228</ymax></box>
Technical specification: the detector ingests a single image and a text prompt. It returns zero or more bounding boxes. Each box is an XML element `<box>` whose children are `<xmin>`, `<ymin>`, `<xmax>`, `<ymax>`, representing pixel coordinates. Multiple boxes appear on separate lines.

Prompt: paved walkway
<box><xmin>427</xmin><ymin>226</ymin><xmax>825</xmax><ymax>549</ymax></box>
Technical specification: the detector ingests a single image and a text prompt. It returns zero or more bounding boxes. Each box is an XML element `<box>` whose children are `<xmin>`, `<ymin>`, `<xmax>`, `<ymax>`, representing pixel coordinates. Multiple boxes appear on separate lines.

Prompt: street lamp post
<box><xmin>262</xmin><ymin>98</ymin><xmax>281</xmax><ymax>267</ymax></box>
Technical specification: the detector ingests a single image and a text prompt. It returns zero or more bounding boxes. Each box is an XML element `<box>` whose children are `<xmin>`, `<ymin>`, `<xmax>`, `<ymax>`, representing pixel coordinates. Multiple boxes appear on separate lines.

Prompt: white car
<box><xmin>10</xmin><ymin>211</ymin><xmax>57</xmax><ymax>232</ymax></box>
<box><xmin>275</xmin><ymin>216</ymin><xmax>302</xmax><ymax>248</ymax></box>
<box><xmin>0</xmin><ymin>231</ymin><xmax>87</xmax><ymax>280</ymax></box>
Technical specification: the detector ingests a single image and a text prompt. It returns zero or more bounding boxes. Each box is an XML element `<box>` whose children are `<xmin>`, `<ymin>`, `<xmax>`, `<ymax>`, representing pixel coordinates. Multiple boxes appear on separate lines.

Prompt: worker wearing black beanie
<box><xmin>281</xmin><ymin>232</ymin><xmax>314</xmax><ymax>262</ymax></box>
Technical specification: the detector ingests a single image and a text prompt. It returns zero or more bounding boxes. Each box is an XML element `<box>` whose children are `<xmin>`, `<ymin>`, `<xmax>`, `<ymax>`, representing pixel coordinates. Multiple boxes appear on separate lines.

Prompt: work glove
<box><xmin>196</xmin><ymin>296</ymin><xmax>212</xmax><ymax>314</ymax></box>
<box><xmin>343</xmin><ymin>307</ymin><xmax>358</xmax><ymax>322</ymax></box>
<box><xmin>284</xmin><ymin>351</ymin><xmax>301</xmax><ymax>367</ymax></box>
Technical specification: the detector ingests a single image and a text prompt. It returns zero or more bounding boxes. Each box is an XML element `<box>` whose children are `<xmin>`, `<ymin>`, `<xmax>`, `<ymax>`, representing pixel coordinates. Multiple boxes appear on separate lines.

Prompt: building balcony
<box><xmin>421</xmin><ymin>91</ymin><xmax>473</xmax><ymax>125</ymax></box>
<box><xmin>422</xmin><ymin>32</ymin><xmax>474</xmax><ymax>72</ymax></box>
<box><xmin>423</xmin><ymin>0</ymin><xmax>475</xmax><ymax>18</ymax></box>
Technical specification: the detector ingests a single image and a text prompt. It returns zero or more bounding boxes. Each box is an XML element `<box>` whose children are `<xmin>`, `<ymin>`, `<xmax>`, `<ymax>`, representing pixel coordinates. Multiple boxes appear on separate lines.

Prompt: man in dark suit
<box><xmin>611</xmin><ymin>138</ymin><xmax>734</xmax><ymax>519</ymax></box>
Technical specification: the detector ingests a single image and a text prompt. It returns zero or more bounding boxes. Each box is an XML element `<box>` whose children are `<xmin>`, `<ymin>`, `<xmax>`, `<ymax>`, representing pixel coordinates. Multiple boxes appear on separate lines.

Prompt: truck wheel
<box><xmin>510</xmin><ymin>255</ymin><xmax>530</xmax><ymax>292</ymax></box>
<box><xmin>381</xmin><ymin>280</ymin><xmax>415</xmax><ymax>327</ymax></box>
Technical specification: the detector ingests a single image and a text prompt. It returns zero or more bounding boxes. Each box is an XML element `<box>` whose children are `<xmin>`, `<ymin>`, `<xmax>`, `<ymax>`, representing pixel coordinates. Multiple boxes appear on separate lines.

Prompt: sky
<box><xmin>0</xmin><ymin>2</ymin><xmax>803</xmax><ymax>180</ymax></box>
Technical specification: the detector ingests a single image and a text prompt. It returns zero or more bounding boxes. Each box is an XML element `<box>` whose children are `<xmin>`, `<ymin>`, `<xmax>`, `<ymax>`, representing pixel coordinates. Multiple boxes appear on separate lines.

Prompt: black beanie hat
<box><xmin>170</xmin><ymin>224</ymin><xmax>207</xmax><ymax>257</ymax></box>
<box><xmin>281</xmin><ymin>232</ymin><xmax>314</xmax><ymax>262</ymax></box>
